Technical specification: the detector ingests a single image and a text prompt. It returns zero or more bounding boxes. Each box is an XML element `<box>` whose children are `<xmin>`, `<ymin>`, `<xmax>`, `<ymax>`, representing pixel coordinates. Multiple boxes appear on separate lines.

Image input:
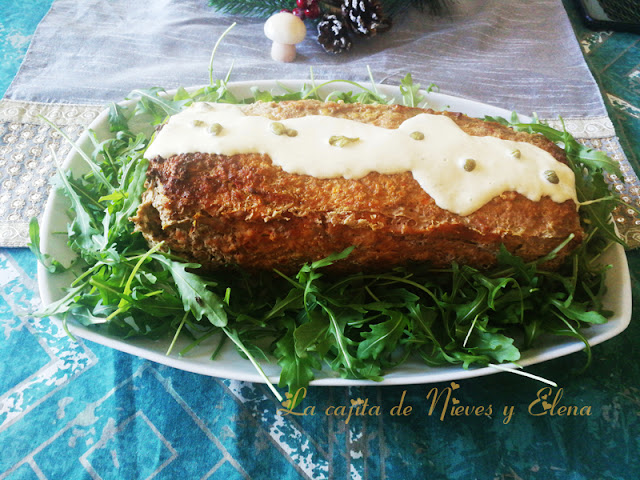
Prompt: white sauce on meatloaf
<box><xmin>144</xmin><ymin>102</ymin><xmax>578</xmax><ymax>216</ymax></box>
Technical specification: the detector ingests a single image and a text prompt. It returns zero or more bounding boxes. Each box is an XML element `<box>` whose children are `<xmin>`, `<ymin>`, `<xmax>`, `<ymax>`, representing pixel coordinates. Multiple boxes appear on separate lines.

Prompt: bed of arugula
<box><xmin>30</xmin><ymin>73</ymin><xmax>628</xmax><ymax>400</ymax></box>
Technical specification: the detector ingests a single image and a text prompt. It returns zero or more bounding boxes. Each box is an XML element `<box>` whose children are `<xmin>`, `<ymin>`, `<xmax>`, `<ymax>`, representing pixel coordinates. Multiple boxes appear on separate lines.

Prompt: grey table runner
<box><xmin>1</xmin><ymin>0</ymin><xmax>638</xmax><ymax>247</ymax></box>
<box><xmin>4</xmin><ymin>0</ymin><xmax>609</xmax><ymax>117</ymax></box>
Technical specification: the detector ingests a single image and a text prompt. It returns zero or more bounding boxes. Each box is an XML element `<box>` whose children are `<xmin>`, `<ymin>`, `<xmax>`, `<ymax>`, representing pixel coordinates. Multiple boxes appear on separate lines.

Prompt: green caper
<box><xmin>192</xmin><ymin>120</ymin><xmax>207</xmax><ymax>128</ymax></box>
<box><xmin>544</xmin><ymin>170</ymin><xmax>559</xmax><ymax>184</ymax></box>
<box><xmin>410</xmin><ymin>131</ymin><xmax>425</xmax><ymax>141</ymax></box>
<box><xmin>329</xmin><ymin>135</ymin><xmax>360</xmax><ymax>147</ymax></box>
<box><xmin>208</xmin><ymin>123</ymin><xmax>223</xmax><ymax>136</ymax></box>
<box><xmin>286</xmin><ymin>128</ymin><xmax>298</xmax><ymax>137</ymax></box>
<box><xmin>270</xmin><ymin>122</ymin><xmax>287</xmax><ymax>136</ymax></box>
<box><xmin>511</xmin><ymin>149</ymin><xmax>521</xmax><ymax>159</ymax></box>
<box><xmin>463</xmin><ymin>158</ymin><xmax>477</xmax><ymax>172</ymax></box>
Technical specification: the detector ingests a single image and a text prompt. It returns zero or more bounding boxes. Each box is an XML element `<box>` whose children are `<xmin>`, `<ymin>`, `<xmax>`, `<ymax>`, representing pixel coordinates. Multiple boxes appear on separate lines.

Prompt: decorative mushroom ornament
<box><xmin>264</xmin><ymin>11</ymin><xmax>307</xmax><ymax>62</ymax></box>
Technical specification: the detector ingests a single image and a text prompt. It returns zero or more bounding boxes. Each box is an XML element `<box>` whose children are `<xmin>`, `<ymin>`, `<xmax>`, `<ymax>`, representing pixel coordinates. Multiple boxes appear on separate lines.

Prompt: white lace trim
<box><xmin>0</xmin><ymin>222</ymin><xmax>30</xmax><ymax>248</ymax></box>
<box><xmin>0</xmin><ymin>99</ymin><xmax>104</xmax><ymax>125</ymax></box>
<box><xmin>542</xmin><ymin>115</ymin><xmax>616</xmax><ymax>139</ymax></box>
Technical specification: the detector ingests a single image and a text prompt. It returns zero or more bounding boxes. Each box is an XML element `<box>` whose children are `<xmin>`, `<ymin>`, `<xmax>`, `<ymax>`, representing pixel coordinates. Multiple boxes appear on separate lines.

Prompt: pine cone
<box><xmin>341</xmin><ymin>0</ymin><xmax>391</xmax><ymax>37</ymax></box>
<box><xmin>317</xmin><ymin>14</ymin><xmax>353</xmax><ymax>54</ymax></box>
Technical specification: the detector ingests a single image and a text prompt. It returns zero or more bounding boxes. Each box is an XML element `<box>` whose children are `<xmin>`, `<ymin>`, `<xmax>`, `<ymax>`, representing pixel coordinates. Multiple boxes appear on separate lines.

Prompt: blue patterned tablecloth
<box><xmin>1</xmin><ymin>1</ymin><xmax>639</xmax><ymax>479</ymax></box>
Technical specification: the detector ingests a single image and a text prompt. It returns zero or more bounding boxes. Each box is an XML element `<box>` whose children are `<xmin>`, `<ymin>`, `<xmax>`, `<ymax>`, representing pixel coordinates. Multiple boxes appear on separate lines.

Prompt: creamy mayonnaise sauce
<box><xmin>144</xmin><ymin>102</ymin><xmax>577</xmax><ymax>216</ymax></box>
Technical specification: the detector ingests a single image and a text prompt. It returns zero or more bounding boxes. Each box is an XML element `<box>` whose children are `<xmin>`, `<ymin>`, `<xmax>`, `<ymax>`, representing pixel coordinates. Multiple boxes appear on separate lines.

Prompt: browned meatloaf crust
<box><xmin>131</xmin><ymin>100</ymin><xmax>583</xmax><ymax>272</ymax></box>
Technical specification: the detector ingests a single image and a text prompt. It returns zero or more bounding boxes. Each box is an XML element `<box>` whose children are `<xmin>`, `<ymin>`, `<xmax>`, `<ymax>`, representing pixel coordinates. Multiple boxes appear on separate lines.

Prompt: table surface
<box><xmin>1</xmin><ymin>1</ymin><xmax>639</xmax><ymax>479</ymax></box>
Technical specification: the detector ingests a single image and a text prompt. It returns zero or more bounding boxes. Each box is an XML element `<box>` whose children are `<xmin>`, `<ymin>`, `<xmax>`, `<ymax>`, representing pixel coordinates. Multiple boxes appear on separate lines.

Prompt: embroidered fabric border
<box><xmin>0</xmin><ymin>99</ymin><xmax>104</xmax><ymax>125</ymax></box>
<box><xmin>0</xmin><ymin>100</ymin><xmax>103</xmax><ymax>247</ymax></box>
<box><xmin>0</xmin><ymin>101</ymin><xmax>638</xmax><ymax>248</ymax></box>
<box><xmin>545</xmin><ymin>116</ymin><xmax>616</xmax><ymax>139</ymax></box>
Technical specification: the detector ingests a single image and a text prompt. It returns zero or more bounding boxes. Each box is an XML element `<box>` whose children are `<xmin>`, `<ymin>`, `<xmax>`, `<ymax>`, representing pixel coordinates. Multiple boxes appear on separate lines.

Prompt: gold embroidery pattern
<box><xmin>587</xmin><ymin>137</ymin><xmax>640</xmax><ymax>248</ymax></box>
<box><xmin>0</xmin><ymin>100</ymin><xmax>103</xmax><ymax>247</ymax></box>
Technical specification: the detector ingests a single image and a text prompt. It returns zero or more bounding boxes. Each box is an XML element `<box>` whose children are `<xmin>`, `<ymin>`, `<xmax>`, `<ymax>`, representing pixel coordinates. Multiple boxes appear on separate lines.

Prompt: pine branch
<box><xmin>321</xmin><ymin>0</ymin><xmax>454</xmax><ymax>18</ymax></box>
<box><xmin>208</xmin><ymin>0</ymin><xmax>295</xmax><ymax>18</ymax></box>
<box><xmin>385</xmin><ymin>0</ymin><xmax>454</xmax><ymax>17</ymax></box>
<box><xmin>207</xmin><ymin>0</ymin><xmax>453</xmax><ymax>19</ymax></box>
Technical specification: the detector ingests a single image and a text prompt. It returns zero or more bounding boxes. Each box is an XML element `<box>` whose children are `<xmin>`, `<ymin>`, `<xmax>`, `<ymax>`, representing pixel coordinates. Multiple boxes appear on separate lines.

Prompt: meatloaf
<box><xmin>131</xmin><ymin>100</ymin><xmax>583</xmax><ymax>272</ymax></box>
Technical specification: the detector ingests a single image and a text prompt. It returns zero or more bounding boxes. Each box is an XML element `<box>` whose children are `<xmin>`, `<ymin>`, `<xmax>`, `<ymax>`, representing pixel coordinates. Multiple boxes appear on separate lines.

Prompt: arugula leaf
<box><xmin>465</xmin><ymin>329</ymin><xmax>521</xmax><ymax>365</ymax></box>
<box><xmin>275</xmin><ymin>320</ymin><xmax>320</xmax><ymax>394</ymax></box>
<box><xmin>108</xmin><ymin>103</ymin><xmax>129</xmax><ymax>133</ymax></box>
<box><xmin>27</xmin><ymin>217</ymin><xmax>66</xmax><ymax>273</ymax></box>
<box><xmin>399</xmin><ymin>73</ymin><xmax>425</xmax><ymax>107</ymax></box>
<box><xmin>293</xmin><ymin>311</ymin><xmax>329</xmax><ymax>356</ymax></box>
<box><xmin>304</xmin><ymin>246</ymin><xmax>355</xmax><ymax>271</ymax></box>
<box><xmin>152</xmin><ymin>255</ymin><xmax>227</xmax><ymax>327</ymax></box>
<box><xmin>263</xmin><ymin>289</ymin><xmax>304</xmax><ymax>321</ymax></box>
<box><xmin>223</xmin><ymin>327</ymin><xmax>283</xmax><ymax>401</ymax></box>
<box><xmin>550</xmin><ymin>298</ymin><xmax>609</xmax><ymax>324</ymax></box>
<box><xmin>38</xmin><ymin>281</ymin><xmax>89</xmax><ymax>318</ymax></box>
<box><xmin>127</xmin><ymin>88</ymin><xmax>192</xmax><ymax>124</ymax></box>
<box><xmin>56</xmin><ymin>168</ymin><xmax>101</xmax><ymax>252</ymax></box>
<box><xmin>357</xmin><ymin>311</ymin><xmax>407</xmax><ymax>360</ymax></box>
